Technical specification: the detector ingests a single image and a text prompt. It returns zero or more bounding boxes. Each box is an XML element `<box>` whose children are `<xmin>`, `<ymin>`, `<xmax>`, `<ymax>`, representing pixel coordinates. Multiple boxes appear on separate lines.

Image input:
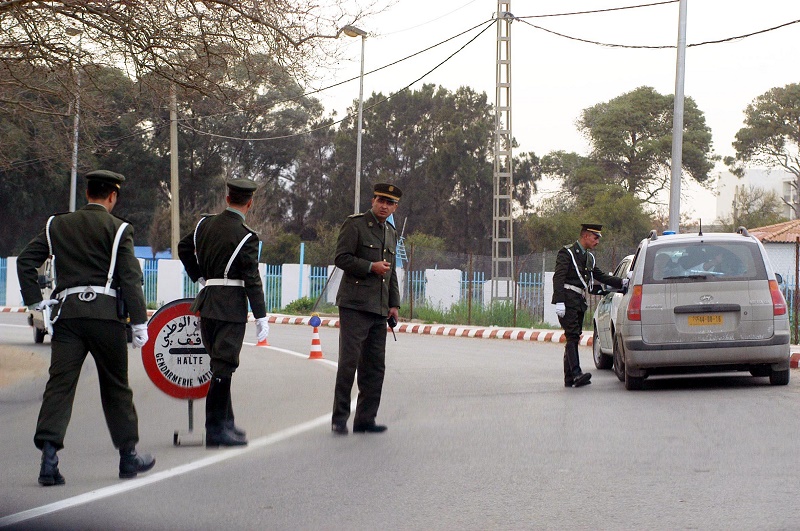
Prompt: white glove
<box><xmin>197</xmin><ymin>277</ymin><xmax>206</xmax><ymax>287</ymax></box>
<box><xmin>555</xmin><ymin>302</ymin><xmax>566</xmax><ymax>318</ymax></box>
<box><xmin>35</xmin><ymin>299</ymin><xmax>60</xmax><ymax>310</ymax></box>
<box><xmin>255</xmin><ymin>317</ymin><xmax>269</xmax><ymax>342</ymax></box>
<box><xmin>131</xmin><ymin>324</ymin><xmax>149</xmax><ymax>349</ymax></box>
<box><xmin>621</xmin><ymin>278</ymin><xmax>629</xmax><ymax>290</ymax></box>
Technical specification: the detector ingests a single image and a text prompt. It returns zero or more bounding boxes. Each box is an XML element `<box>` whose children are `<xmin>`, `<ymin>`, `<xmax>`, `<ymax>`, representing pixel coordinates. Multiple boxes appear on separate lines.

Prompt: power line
<box><xmin>517</xmin><ymin>0</ymin><xmax>679</xmax><ymax>19</ymax></box>
<box><xmin>516</xmin><ymin>16</ymin><xmax>800</xmax><ymax>49</ymax></box>
<box><xmin>179</xmin><ymin>20</ymin><xmax>497</xmax><ymax>142</ymax></box>
<box><xmin>186</xmin><ymin>18</ymin><xmax>493</xmax><ymax>123</ymax></box>
<box><xmin>4</xmin><ymin>1</ymin><xmax>798</xmax><ymax>168</ymax></box>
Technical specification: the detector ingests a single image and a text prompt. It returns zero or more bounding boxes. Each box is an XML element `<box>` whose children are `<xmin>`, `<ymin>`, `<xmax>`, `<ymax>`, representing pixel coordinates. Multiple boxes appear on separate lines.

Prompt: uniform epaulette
<box><xmin>348</xmin><ymin>212</ymin><xmax>365</xmax><ymax>218</ymax></box>
<box><xmin>243</xmin><ymin>223</ymin><xmax>259</xmax><ymax>236</ymax></box>
<box><xmin>112</xmin><ymin>214</ymin><xmax>133</xmax><ymax>224</ymax></box>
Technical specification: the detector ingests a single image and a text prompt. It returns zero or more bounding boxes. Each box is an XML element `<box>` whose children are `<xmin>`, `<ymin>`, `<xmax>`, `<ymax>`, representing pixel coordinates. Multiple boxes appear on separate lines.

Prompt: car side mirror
<box><xmin>775</xmin><ymin>272</ymin><xmax>783</xmax><ymax>285</ymax></box>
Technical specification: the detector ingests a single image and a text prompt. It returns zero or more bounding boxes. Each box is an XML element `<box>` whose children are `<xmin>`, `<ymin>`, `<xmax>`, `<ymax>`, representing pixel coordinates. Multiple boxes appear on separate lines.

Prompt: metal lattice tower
<box><xmin>492</xmin><ymin>3</ymin><xmax>514</xmax><ymax>303</ymax></box>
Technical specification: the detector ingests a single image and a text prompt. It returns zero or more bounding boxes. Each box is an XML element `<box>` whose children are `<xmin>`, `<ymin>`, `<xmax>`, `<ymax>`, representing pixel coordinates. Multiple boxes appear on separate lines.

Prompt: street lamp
<box><xmin>65</xmin><ymin>27</ymin><xmax>82</xmax><ymax>212</ymax></box>
<box><xmin>342</xmin><ymin>25</ymin><xmax>367</xmax><ymax>214</ymax></box>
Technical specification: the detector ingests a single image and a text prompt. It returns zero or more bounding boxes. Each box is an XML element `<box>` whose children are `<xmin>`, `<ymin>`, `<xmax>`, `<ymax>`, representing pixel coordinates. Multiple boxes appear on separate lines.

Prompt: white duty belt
<box><xmin>205</xmin><ymin>279</ymin><xmax>245</xmax><ymax>287</ymax></box>
<box><xmin>55</xmin><ymin>285</ymin><xmax>118</xmax><ymax>301</ymax></box>
<box><xmin>564</xmin><ymin>284</ymin><xmax>586</xmax><ymax>296</ymax></box>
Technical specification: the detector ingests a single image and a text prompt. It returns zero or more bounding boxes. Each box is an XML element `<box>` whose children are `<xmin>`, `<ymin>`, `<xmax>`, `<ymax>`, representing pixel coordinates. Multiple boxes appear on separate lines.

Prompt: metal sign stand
<box><xmin>142</xmin><ymin>298</ymin><xmax>210</xmax><ymax>448</ymax></box>
<box><xmin>174</xmin><ymin>399</ymin><xmax>204</xmax><ymax>446</ymax></box>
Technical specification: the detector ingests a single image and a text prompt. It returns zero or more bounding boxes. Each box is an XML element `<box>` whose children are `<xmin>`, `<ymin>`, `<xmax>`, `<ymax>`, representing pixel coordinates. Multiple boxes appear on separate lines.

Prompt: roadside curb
<box><xmin>252</xmin><ymin>313</ymin><xmax>594</xmax><ymax>345</ymax></box>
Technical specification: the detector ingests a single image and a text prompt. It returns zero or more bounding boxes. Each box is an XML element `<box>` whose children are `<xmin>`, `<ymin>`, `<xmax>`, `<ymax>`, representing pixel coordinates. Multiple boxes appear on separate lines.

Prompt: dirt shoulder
<box><xmin>0</xmin><ymin>345</ymin><xmax>49</xmax><ymax>400</ymax></box>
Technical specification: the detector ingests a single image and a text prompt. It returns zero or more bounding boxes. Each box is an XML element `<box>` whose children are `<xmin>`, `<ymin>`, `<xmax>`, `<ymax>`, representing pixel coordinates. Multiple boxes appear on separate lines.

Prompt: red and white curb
<box><xmin>255</xmin><ymin>314</ymin><xmax>592</xmax><ymax>345</ymax></box>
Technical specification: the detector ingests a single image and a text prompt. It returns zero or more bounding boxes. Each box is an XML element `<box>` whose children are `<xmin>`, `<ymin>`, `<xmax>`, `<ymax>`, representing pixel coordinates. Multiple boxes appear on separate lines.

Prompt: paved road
<box><xmin>1</xmin><ymin>312</ymin><xmax>800</xmax><ymax>530</ymax></box>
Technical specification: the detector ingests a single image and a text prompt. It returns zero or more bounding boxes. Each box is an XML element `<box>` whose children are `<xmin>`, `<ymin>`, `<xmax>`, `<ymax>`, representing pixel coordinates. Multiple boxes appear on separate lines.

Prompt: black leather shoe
<box><xmin>331</xmin><ymin>422</ymin><xmax>348</xmax><ymax>435</ymax></box>
<box><xmin>206</xmin><ymin>429</ymin><xmax>248</xmax><ymax>448</ymax></box>
<box><xmin>573</xmin><ymin>372</ymin><xmax>592</xmax><ymax>388</ymax></box>
<box><xmin>119</xmin><ymin>449</ymin><xmax>156</xmax><ymax>479</ymax></box>
<box><xmin>353</xmin><ymin>423</ymin><xmax>388</xmax><ymax>433</ymax></box>
<box><xmin>38</xmin><ymin>442</ymin><xmax>66</xmax><ymax>487</ymax></box>
<box><xmin>226</xmin><ymin>421</ymin><xmax>246</xmax><ymax>438</ymax></box>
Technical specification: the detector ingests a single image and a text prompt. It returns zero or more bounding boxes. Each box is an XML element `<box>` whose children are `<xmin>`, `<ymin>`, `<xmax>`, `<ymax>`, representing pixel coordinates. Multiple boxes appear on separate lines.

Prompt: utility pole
<box><xmin>668</xmin><ymin>0</ymin><xmax>688</xmax><ymax>232</ymax></box>
<box><xmin>492</xmin><ymin>3</ymin><xmax>514</xmax><ymax>303</ymax></box>
<box><xmin>170</xmin><ymin>85</ymin><xmax>180</xmax><ymax>258</ymax></box>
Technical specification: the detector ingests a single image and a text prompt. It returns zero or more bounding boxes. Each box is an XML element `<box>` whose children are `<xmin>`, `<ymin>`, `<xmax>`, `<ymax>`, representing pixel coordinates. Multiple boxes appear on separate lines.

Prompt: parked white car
<box><xmin>592</xmin><ymin>255</ymin><xmax>634</xmax><ymax>370</ymax></box>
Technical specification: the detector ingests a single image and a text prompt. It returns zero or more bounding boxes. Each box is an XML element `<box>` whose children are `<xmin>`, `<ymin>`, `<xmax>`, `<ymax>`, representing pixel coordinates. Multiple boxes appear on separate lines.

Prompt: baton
<box><xmin>387</xmin><ymin>315</ymin><xmax>397</xmax><ymax>341</ymax></box>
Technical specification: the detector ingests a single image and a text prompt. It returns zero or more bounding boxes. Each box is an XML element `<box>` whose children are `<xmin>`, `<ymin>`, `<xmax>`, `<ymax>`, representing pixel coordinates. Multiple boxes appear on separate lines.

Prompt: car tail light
<box><xmin>627</xmin><ymin>285</ymin><xmax>643</xmax><ymax>321</ymax></box>
<box><xmin>769</xmin><ymin>280</ymin><xmax>787</xmax><ymax>316</ymax></box>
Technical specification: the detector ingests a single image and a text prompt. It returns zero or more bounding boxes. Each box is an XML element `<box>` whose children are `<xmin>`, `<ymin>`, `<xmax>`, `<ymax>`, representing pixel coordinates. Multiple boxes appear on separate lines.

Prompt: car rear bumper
<box><xmin>623</xmin><ymin>332</ymin><xmax>790</xmax><ymax>370</ymax></box>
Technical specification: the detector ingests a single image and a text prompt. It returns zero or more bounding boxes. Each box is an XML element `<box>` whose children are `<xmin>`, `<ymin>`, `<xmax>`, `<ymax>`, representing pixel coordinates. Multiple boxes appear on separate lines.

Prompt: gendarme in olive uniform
<box><xmin>331</xmin><ymin>183</ymin><xmax>402</xmax><ymax>435</ymax></box>
<box><xmin>17</xmin><ymin>169</ymin><xmax>154</xmax><ymax>485</ymax></box>
<box><xmin>552</xmin><ymin>223</ymin><xmax>624</xmax><ymax>388</ymax></box>
<box><xmin>178</xmin><ymin>178</ymin><xmax>267</xmax><ymax>447</ymax></box>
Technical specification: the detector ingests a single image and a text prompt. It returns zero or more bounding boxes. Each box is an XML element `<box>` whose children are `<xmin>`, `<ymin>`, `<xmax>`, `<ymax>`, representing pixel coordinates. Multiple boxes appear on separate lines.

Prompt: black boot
<box><xmin>206</xmin><ymin>377</ymin><xmax>247</xmax><ymax>448</ymax></box>
<box><xmin>119</xmin><ymin>446</ymin><xmax>156</xmax><ymax>479</ymax></box>
<box><xmin>38</xmin><ymin>442</ymin><xmax>65</xmax><ymax>486</ymax></box>
<box><xmin>225</xmin><ymin>392</ymin><xmax>246</xmax><ymax>438</ymax></box>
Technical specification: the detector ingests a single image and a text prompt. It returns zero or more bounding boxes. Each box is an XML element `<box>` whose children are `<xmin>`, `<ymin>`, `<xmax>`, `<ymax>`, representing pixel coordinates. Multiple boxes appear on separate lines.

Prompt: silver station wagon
<box><xmin>612</xmin><ymin>228</ymin><xmax>791</xmax><ymax>390</ymax></box>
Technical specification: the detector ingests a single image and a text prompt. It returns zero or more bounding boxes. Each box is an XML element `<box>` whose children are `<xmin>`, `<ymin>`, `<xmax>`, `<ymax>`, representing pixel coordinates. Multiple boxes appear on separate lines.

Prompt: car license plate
<box><xmin>688</xmin><ymin>314</ymin><xmax>723</xmax><ymax>326</ymax></box>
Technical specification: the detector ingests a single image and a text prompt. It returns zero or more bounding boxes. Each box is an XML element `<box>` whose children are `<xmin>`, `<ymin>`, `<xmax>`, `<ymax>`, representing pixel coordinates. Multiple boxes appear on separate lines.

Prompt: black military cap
<box><xmin>226</xmin><ymin>178</ymin><xmax>258</xmax><ymax>195</ymax></box>
<box><xmin>373</xmin><ymin>182</ymin><xmax>402</xmax><ymax>203</ymax></box>
<box><xmin>85</xmin><ymin>170</ymin><xmax>125</xmax><ymax>189</ymax></box>
<box><xmin>581</xmin><ymin>223</ymin><xmax>603</xmax><ymax>237</ymax></box>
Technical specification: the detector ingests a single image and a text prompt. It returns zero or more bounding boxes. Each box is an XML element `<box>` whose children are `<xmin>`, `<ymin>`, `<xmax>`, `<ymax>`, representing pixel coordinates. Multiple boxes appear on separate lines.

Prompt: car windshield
<box><xmin>644</xmin><ymin>241</ymin><xmax>767</xmax><ymax>282</ymax></box>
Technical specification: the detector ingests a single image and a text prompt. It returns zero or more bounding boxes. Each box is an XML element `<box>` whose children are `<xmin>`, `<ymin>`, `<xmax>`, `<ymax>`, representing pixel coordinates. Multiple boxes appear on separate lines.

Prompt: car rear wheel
<box><xmin>612</xmin><ymin>334</ymin><xmax>626</xmax><ymax>382</ymax></box>
<box><xmin>769</xmin><ymin>368</ymin><xmax>790</xmax><ymax>386</ymax></box>
<box><xmin>33</xmin><ymin>326</ymin><xmax>46</xmax><ymax>344</ymax></box>
<box><xmin>592</xmin><ymin>326</ymin><xmax>613</xmax><ymax>370</ymax></box>
<box><xmin>624</xmin><ymin>365</ymin><xmax>645</xmax><ymax>391</ymax></box>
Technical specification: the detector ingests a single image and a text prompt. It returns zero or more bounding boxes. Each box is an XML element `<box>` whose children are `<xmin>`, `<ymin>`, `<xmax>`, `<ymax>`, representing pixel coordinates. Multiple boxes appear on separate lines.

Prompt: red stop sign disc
<box><xmin>141</xmin><ymin>298</ymin><xmax>211</xmax><ymax>400</ymax></box>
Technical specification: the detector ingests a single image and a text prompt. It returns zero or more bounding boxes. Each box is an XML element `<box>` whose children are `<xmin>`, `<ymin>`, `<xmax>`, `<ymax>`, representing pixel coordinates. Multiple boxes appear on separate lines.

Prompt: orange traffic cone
<box><xmin>308</xmin><ymin>326</ymin><xmax>323</xmax><ymax>359</ymax></box>
<box><xmin>257</xmin><ymin>337</ymin><xmax>270</xmax><ymax>347</ymax></box>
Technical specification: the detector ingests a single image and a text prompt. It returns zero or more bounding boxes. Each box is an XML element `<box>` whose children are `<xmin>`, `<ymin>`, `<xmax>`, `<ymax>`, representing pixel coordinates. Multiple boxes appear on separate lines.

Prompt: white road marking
<box><xmin>0</xmin><ymin>343</ymin><xmax>347</xmax><ymax>528</ymax></box>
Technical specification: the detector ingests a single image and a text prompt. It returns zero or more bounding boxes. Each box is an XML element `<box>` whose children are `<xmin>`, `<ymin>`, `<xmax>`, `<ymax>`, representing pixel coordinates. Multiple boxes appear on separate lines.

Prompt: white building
<box><xmin>716</xmin><ymin>168</ymin><xmax>797</xmax><ymax>222</ymax></box>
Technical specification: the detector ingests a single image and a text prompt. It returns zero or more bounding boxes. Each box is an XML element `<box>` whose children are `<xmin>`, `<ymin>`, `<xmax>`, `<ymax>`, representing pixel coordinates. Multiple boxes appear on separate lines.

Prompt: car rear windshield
<box><xmin>643</xmin><ymin>241</ymin><xmax>767</xmax><ymax>283</ymax></box>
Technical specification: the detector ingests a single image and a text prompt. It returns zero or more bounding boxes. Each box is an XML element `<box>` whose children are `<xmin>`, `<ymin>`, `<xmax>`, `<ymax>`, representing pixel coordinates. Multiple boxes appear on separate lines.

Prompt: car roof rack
<box><xmin>736</xmin><ymin>226</ymin><xmax>750</xmax><ymax>237</ymax></box>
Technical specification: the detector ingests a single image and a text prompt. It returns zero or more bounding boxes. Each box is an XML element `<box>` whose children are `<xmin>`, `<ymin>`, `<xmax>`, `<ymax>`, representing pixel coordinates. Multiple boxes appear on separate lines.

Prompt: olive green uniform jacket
<box><xmin>551</xmin><ymin>241</ymin><xmax>623</xmax><ymax>312</ymax></box>
<box><xmin>334</xmin><ymin>210</ymin><xmax>400</xmax><ymax>316</ymax></box>
<box><xmin>17</xmin><ymin>204</ymin><xmax>147</xmax><ymax>324</ymax></box>
<box><xmin>178</xmin><ymin>209</ymin><xmax>267</xmax><ymax>322</ymax></box>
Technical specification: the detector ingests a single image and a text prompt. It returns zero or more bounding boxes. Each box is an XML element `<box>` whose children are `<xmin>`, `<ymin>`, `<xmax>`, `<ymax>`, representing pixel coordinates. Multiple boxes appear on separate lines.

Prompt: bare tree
<box><xmin>727</xmin><ymin>83</ymin><xmax>800</xmax><ymax>218</ymax></box>
<box><xmin>720</xmin><ymin>184</ymin><xmax>787</xmax><ymax>231</ymax></box>
<box><xmin>0</xmin><ymin>0</ymin><xmax>381</xmax><ymax>109</ymax></box>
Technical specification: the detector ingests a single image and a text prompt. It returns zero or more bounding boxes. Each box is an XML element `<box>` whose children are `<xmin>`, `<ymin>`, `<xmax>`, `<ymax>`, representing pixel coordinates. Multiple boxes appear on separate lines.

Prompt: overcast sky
<box><xmin>315</xmin><ymin>0</ymin><xmax>800</xmax><ymax>222</ymax></box>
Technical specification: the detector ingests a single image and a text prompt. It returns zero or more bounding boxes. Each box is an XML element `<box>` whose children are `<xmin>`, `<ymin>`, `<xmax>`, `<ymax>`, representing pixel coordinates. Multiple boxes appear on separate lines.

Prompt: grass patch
<box><xmin>401</xmin><ymin>300</ymin><xmax>557</xmax><ymax>329</ymax></box>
